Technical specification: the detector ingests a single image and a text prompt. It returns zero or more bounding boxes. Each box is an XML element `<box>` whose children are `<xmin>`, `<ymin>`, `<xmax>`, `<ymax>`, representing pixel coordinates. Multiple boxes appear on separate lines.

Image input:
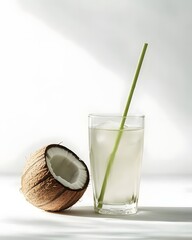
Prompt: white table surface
<box><xmin>0</xmin><ymin>175</ymin><xmax>192</xmax><ymax>239</ymax></box>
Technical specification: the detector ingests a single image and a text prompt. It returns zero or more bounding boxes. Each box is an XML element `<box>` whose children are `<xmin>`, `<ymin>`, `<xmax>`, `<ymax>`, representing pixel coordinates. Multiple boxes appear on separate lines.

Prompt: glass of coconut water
<box><xmin>89</xmin><ymin>114</ymin><xmax>144</xmax><ymax>215</ymax></box>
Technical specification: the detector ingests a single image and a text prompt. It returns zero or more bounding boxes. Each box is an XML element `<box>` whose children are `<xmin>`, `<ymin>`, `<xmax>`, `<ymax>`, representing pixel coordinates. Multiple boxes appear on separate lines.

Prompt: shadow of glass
<box><xmin>58</xmin><ymin>206</ymin><xmax>192</xmax><ymax>222</ymax></box>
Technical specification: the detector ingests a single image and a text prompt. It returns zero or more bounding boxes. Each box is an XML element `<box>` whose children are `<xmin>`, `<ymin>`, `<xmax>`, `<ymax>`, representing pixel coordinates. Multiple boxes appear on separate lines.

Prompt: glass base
<box><xmin>95</xmin><ymin>202</ymin><xmax>138</xmax><ymax>215</ymax></box>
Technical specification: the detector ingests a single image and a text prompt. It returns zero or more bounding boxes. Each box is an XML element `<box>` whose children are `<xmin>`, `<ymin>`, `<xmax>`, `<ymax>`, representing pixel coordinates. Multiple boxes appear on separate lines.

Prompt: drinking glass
<box><xmin>88</xmin><ymin>114</ymin><xmax>144</xmax><ymax>215</ymax></box>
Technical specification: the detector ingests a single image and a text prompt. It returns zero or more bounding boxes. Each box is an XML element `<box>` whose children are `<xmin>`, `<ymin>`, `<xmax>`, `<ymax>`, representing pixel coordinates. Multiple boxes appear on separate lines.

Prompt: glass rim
<box><xmin>88</xmin><ymin>114</ymin><xmax>145</xmax><ymax>119</ymax></box>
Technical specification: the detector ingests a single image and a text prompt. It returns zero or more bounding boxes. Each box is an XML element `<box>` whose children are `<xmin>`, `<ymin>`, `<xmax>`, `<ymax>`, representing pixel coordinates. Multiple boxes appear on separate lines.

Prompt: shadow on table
<box><xmin>2</xmin><ymin>207</ymin><xmax>192</xmax><ymax>240</ymax></box>
<box><xmin>60</xmin><ymin>206</ymin><xmax>192</xmax><ymax>222</ymax></box>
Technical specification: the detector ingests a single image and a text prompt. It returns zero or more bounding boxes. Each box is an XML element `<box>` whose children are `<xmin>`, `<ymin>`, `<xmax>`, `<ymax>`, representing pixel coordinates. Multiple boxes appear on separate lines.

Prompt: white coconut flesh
<box><xmin>46</xmin><ymin>147</ymin><xmax>88</xmax><ymax>190</ymax></box>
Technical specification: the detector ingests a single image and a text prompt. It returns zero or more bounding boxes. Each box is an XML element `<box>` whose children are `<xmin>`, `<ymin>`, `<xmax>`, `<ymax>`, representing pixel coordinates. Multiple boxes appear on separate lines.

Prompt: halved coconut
<box><xmin>21</xmin><ymin>144</ymin><xmax>89</xmax><ymax>212</ymax></box>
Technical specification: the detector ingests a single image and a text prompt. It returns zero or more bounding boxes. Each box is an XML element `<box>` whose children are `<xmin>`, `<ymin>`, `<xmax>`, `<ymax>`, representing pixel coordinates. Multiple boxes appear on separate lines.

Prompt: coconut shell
<box><xmin>21</xmin><ymin>144</ymin><xmax>89</xmax><ymax>212</ymax></box>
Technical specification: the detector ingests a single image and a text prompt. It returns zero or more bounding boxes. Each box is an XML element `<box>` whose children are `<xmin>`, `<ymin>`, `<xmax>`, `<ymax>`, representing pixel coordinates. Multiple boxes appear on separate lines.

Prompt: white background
<box><xmin>0</xmin><ymin>0</ymin><xmax>191</xmax><ymax>175</ymax></box>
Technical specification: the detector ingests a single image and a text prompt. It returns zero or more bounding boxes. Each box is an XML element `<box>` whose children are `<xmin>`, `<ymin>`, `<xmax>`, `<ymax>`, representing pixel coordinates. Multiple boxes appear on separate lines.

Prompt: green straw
<box><xmin>98</xmin><ymin>43</ymin><xmax>148</xmax><ymax>209</ymax></box>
